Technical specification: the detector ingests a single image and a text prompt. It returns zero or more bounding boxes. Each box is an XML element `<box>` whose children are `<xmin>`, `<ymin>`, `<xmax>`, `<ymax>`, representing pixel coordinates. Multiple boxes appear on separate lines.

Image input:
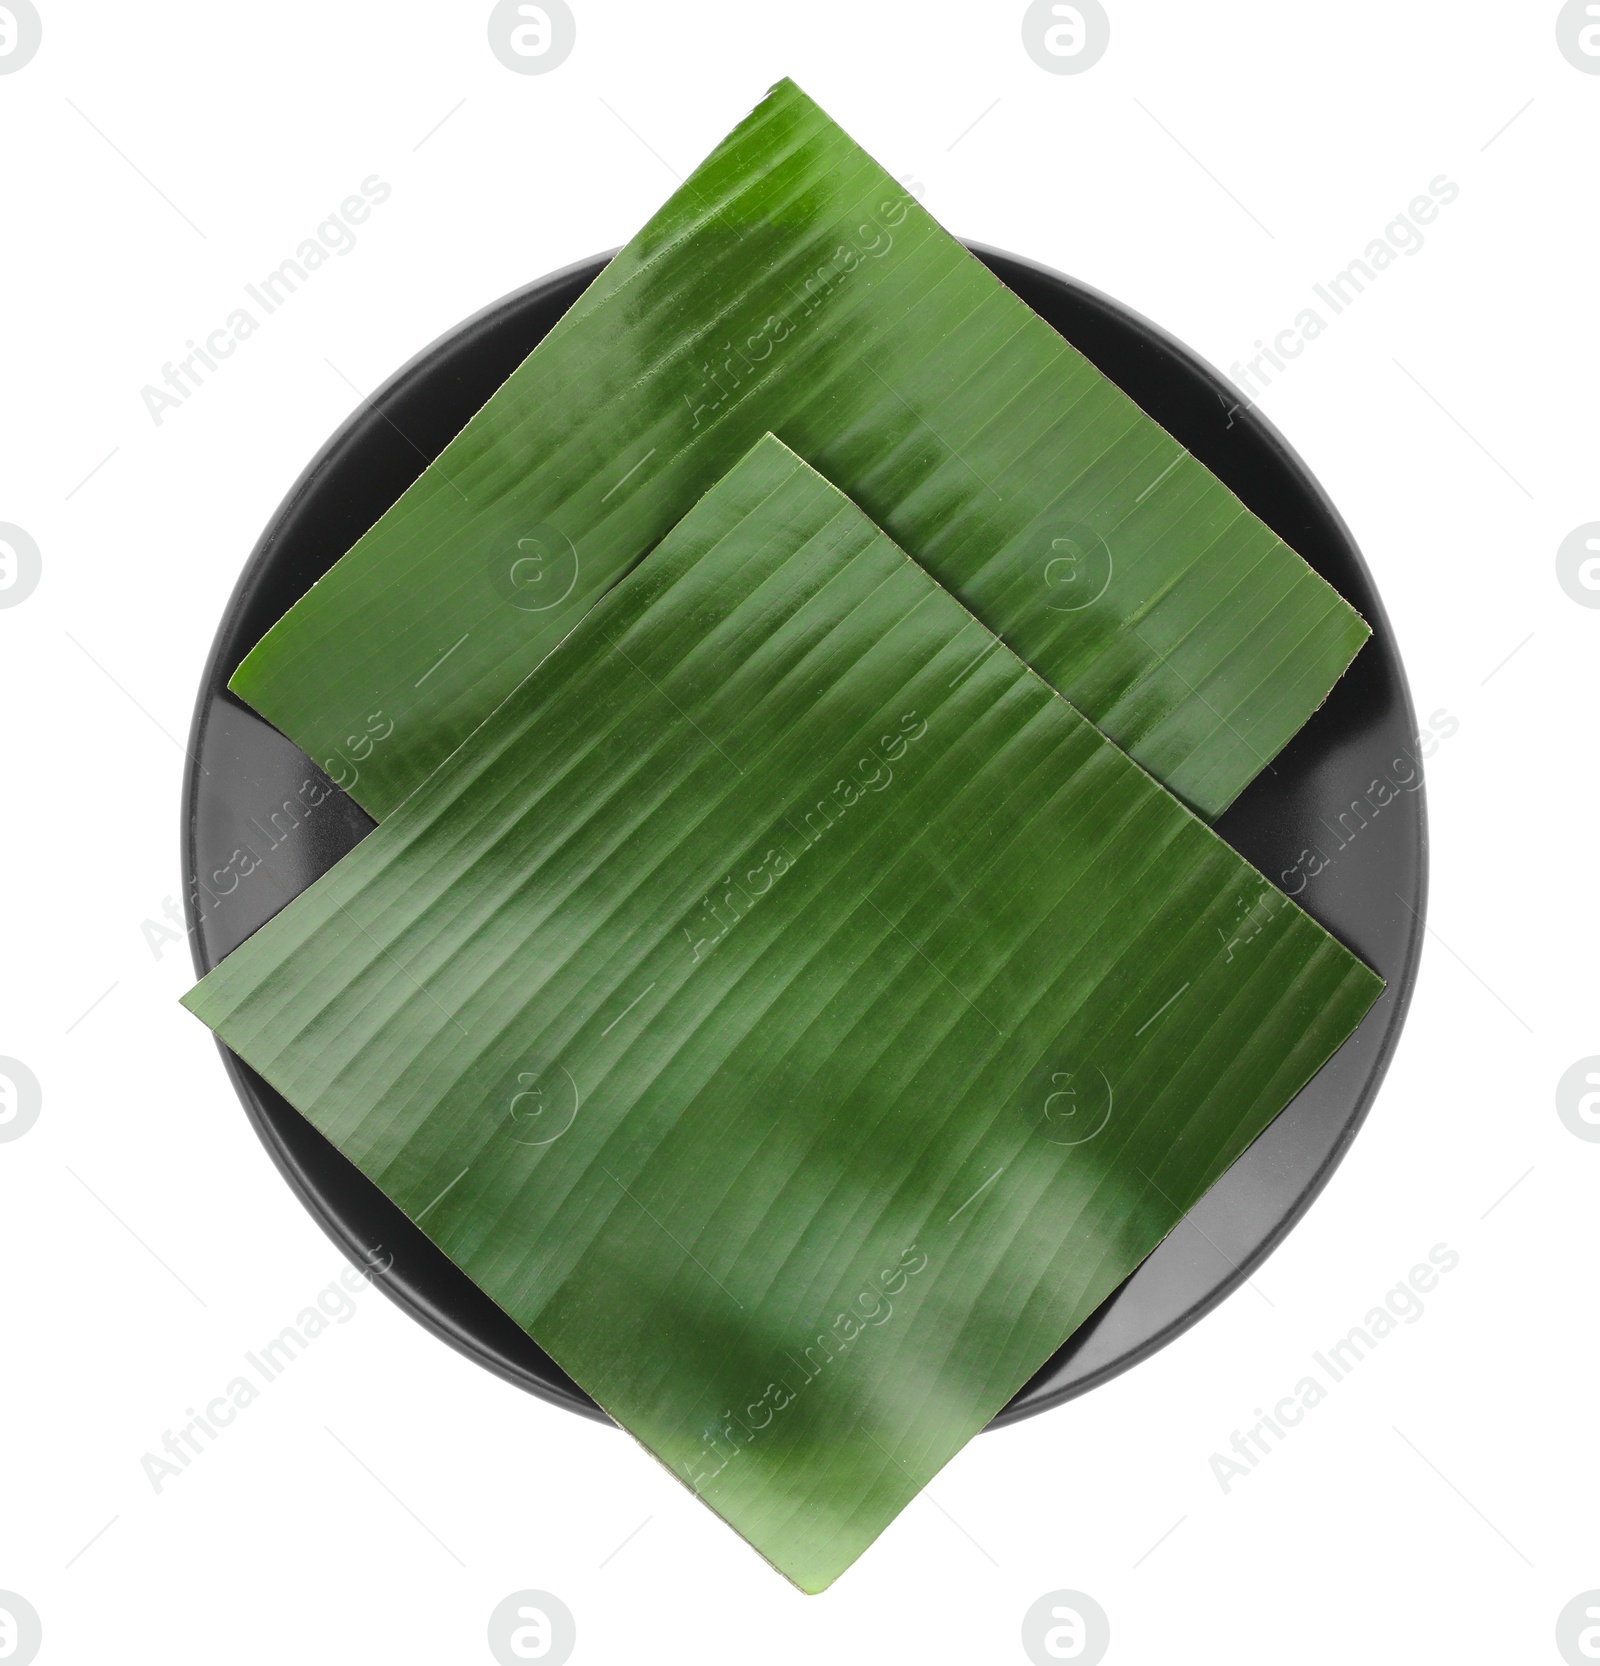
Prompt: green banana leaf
<box><xmin>229</xmin><ymin>77</ymin><xmax>1367</xmax><ymax>824</ymax></box>
<box><xmin>188</xmin><ymin>437</ymin><xmax>1381</xmax><ymax>1590</ymax></box>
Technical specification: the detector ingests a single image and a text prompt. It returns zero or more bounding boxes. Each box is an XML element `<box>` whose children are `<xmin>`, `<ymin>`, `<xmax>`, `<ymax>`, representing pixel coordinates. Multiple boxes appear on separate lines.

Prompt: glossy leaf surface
<box><xmin>229</xmin><ymin>78</ymin><xmax>1367</xmax><ymax>823</ymax></box>
<box><xmin>190</xmin><ymin>438</ymin><xmax>1381</xmax><ymax>1589</ymax></box>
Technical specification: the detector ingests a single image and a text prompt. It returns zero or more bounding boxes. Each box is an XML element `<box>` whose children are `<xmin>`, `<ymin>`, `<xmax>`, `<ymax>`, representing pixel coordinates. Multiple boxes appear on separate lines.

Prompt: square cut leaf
<box><xmin>188</xmin><ymin>436</ymin><xmax>1381</xmax><ymax>1591</ymax></box>
<box><xmin>229</xmin><ymin>77</ymin><xmax>1368</xmax><ymax>823</ymax></box>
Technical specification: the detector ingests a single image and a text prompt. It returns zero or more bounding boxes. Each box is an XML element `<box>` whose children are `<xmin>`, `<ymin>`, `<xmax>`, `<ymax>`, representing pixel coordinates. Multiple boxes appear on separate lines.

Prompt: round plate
<box><xmin>183</xmin><ymin>245</ymin><xmax>1427</xmax><ymax>1427</ymax></box>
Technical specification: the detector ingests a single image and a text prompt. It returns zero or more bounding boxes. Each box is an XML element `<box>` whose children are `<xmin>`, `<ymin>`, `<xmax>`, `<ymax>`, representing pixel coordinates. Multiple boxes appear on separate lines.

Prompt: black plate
<box><xmin>183</xmin><ymin>246</ymin><xmax>1426</xmax><ymax>1427</ymax></box>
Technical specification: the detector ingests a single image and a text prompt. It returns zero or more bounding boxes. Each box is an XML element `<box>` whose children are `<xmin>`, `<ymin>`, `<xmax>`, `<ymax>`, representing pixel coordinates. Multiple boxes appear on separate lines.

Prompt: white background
<box><xmin>2</xmin><ymin>2</ymin><xmax>1595</xmax><ymax>1661</ymax></box>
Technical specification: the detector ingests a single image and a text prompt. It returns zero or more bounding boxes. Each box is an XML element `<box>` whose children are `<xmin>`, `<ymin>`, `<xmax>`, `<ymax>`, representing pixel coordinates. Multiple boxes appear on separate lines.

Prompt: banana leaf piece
<box><xmin>229</xmin><ymin>77</ymin><xmax>1367</xmax><ymax>824</ymax></box>
<box><xmin>187</xmin><ymin>437</ymin><xmax>1382</xmax><ymax>1591</ymax></box>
